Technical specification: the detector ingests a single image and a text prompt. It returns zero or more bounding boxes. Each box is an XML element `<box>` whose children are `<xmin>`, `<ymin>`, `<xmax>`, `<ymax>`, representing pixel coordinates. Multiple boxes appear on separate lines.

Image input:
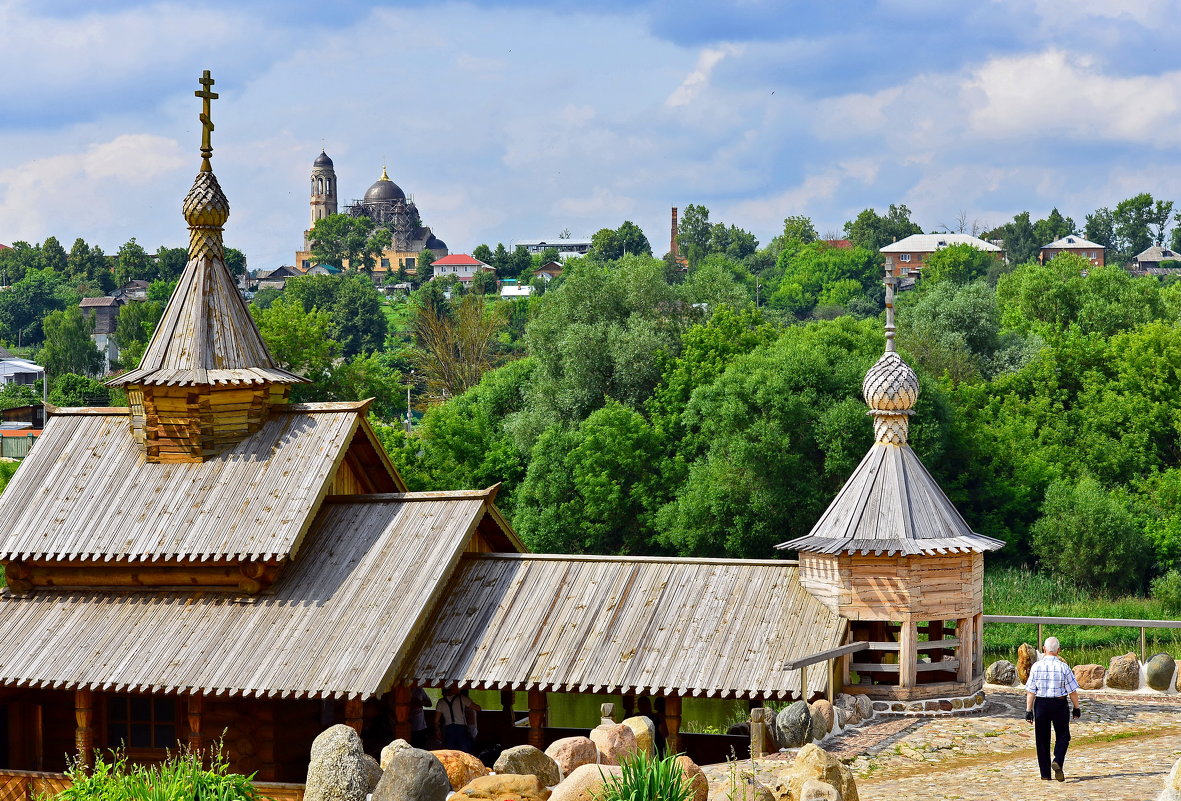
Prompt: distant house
<box><xmin>256</xmin><ymin>264</ymin><xmax>306</xmax><ymax>290</ymax></box>
<box><xmin>515</xmin><ymin>237</ymin><xmax>592</xmax><ymax>256</ymax></box>
<box><xmin>534</xmin><ymin>261</ymin><xmax>564</xmax><ymax>282</ymax></box>
<box><xmin>80</xmin><ymin>297</ymin><xmax>123</xmax><ymax>374</ymax></box>
<box><xmin>1133</xmin><ymin>245</ymin><xmax>1181</xmax><ymax>274</ymax></box>
<box><xmin>305</xmin><ymin>264</ymin><xmax>342</xmax><ymax>276</ymax></box>
<box><xmin>823</xmin><ymin>239</ymin><xmax>854</xmax><ymax>249</ymax></box>
<box><xmin>0</xmin><ymin>347</ymin><xmax>43</xmax><ymax>387</ymax></box>
<box><xmin>1040</xmin><ymin>235</ymin><xmax>1105</xmax><ymax>267</ymax></box>
<box><xmin>116</xmin><ymin>280</ymin><xmax>151</xmax><ymax>302</ymax></box>
<box><xmin>879</xmin><ymin>234</ymin><xmax>1004</xmax><ymax>278</ymax></box>
<box><xmin>431</xmin><ymin>254</ymin><xmax>494</xmax><ymax>282</ymax></box>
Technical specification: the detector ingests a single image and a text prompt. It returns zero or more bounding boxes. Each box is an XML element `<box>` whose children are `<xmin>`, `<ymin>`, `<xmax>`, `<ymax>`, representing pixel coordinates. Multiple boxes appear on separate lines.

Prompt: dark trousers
<box><xmin>1033</xmin><ymin>696</ymin><xmax>1071</xmax><ymax>778</ymax></box>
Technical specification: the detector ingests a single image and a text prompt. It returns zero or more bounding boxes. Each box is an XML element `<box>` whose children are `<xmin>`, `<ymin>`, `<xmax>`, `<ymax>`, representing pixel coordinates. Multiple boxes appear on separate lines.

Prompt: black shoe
<box><xmin>1051</xmin><ymin>761</ymin><xmax>1064</xmax><ymax>782</ymax></box>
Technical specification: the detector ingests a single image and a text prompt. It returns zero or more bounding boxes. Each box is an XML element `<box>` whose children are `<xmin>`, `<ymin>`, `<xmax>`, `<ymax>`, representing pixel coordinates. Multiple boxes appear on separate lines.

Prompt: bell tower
<box><xmin>310</xmin><ymin>149</ymin><xmax>337</xmax><ymax>228</ymax></box>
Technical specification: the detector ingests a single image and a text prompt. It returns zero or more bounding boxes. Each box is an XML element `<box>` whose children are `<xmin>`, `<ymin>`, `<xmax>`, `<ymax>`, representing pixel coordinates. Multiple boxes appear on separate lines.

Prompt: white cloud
<box><xmin>665</xmin><ymin>44</ymin><xmax>744</xmax><ymax>108</ymax></box>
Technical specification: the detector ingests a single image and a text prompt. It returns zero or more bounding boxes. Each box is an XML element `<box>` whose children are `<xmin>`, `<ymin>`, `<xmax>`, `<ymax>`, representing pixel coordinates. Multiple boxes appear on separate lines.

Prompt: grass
<box><xmin>45</xmin><ymin>745</ymin><xmax>265</xmax><ymax>801</ymax></box>
<box><xmin>982</xmin><ymin>566</ymin><xmax>1181</xmax><ymax>653</ymax></box>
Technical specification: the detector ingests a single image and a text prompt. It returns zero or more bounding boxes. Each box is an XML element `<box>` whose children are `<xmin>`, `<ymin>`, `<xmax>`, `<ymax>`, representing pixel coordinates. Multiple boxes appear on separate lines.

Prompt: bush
<box><xmin>1151</xmin><ymin>570</ymin><xmax>1181</xmax><ymax>612</ymax></box>
<box><xmin>1030</xmin><ymin>475</ymin><xmax>1149</xmax><ymax>594</ymax></box>
<box><xmin>592</xmin><ymin>751</ymin><xmax>692</xmax><ymax>801</ymax></box>
<box><xmin>50</xmin><ymin>746</ymin><xmax>263</xmax><ymax>801</ymax></box>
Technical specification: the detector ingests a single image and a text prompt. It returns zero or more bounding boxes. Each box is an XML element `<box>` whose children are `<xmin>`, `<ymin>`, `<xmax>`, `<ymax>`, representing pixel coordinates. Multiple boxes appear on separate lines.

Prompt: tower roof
<box><xmin>110</xmin><ymin>73</ymin><xmax>303</xmax><ymax>389</ymax></box>
<box><xmin>364</xmin><ymin>165</ymin><xmax>406</xmax><ymax>202</ymax></box>
<box><xmin>314</xmin><ymin>149</ymin><xmax>334</xmax><ymax>168</ymax></box>
<box><xmin>777</xmin><ymin>272</ymin><xmax>1003</xmax><ymax>557</ymax></box>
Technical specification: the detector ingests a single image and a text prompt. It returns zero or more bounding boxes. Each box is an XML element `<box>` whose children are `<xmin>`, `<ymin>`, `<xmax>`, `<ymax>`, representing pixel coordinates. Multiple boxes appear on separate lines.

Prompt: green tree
<box><xmin>113</xmin><ymin>238</ymin><xmax>151</xmax><ymax>286</ymax></box>
<box><xmin>224</xmin><ymin>247</ymin><xmax>247</xmax><ymax>278</ymax></box>
<box><xmin>922</xmin><ymin>243</ymin><xmax>997</xmax><ymax>285</ymax></box>
<box><xmin>1084</xmin><ymin>207</ymin><xmax>1116</xmax><ymax>253</ymax></box>
<box><xmin>768</xmin><ymin>242</ymin><xmax>879</xmax><ymax>317</ymax></box>
<box><xmin>113</xmin><ymin>297</ymin><xmax>165</xmax><ymax>369</ymax></box>
<box><xmin>1113</xmin><ymin>193</ymin><xmax>1156</xmax><ymax>261</ymax></box>
<box><xmin>0</xmin><ymin>268</ymin><xmax>75</xmax><ymax>345</ymax></box>
<box><xmin>153</xmin><ymin>246</ymin><xmax>188</xmax><ymax>283</ymax></box>
<box><xmin>470</xmin><ymin>269</ymin><xmax>498</xmax><ymax>295</ymax></box>
<box><xmin>0</xmin><ymin>383</ymin><xmax>38</xmax><ymax>411</ymax></box>
<box><xmin>1032</xmin><ymin>475</ymin><xmax>1148</xmax><ymax>594</ymax></box>
<box><xmin>1033</xmin><ymin>209</ymin><xmax>1076</xmax><ymax>246</ymax></box>
<box><xmin>0</xmin><ymin>241</ymin><xmax>39</xmax><ymax>285</ymax></box>
<box><xmin>331</xmin><ymin>276</ymin><xmax>388</xmax><ymax>357</ymax></box>
<box><xmin>39</xmin><ymin>236</ymin><xmax>68</xmax><ymax>274</ymax></box>
<box><xmin>591</xmin><ymin>222</ymin><xmax>652</xmax><ymax>262</ymax></box>
<box><xmin>681</xmin><ymin>255</ymin><xmax>752</xmax><ymax>309</ymax></box>
<box><xmin>48</xmin><ymin>373</ymin><xmax>110</xmax><ymax>406</ymax></box>
<box><xmin>250</xmin><ymin>296</ymin><xmax>337</xmax><ymax>384</ymax></box>
<box><xmin>676</xmin><ymin>204</ymin><xmax>712</xmax><ymax>266</ymax></box>
<box><xmin>307</xmin><ymin>213</ymin><xmax>380</xmax><ymax>269</ymax></box>
<box><xmin>472</xmin><ymin>244</ymin><xmax>494</xmax><ymax>265</ymax></box>
<box><xmin>843</xmin><ymin>205</ymin><xmax>922</xmax><ymax>252</ymax></box>
<box><xmin>987</xmin><ymin>212</ymin><xmax>1038</xmax><ymax>265</ymax></box>
<box><xmin>40</xmin><ymin>306</ymin><xmax>103</xmax><ymax>377</ymax></box>
<box><xmin>66</xmin><ymin>238</ymin><xmax>111</xmax><ymax>290</ymax></box>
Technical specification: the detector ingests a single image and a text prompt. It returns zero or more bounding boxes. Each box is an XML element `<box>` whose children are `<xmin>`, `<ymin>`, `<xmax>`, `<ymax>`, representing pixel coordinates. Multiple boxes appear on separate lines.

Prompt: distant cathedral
<box><xmin>296</xmin><ymin>150</ymin><xmax>448</xmax><ymax>275</ymax></box>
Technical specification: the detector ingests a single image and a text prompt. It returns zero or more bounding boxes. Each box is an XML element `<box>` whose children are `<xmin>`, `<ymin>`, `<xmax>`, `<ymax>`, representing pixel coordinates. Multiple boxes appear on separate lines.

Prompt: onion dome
<box><xmin>363</xmin><ymin>165</ymin><xmax>406</xmax><ymax>202</ymax></box>
<box><xmin>313</xmin><ymin>150</ymin><xmax>334</xmax><ymax>168</ymax></box>
<box><xmin>426</xmin><ymin>235</ymin><xmax>448</xmax><ymax>251</ymax></box>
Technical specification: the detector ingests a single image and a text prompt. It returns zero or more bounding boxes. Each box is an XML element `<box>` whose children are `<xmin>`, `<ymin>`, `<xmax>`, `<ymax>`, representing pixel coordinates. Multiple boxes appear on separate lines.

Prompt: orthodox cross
<box><xmin>884</xmin><ymin>262</ymin><xmax>896</xmax><ymax>352</ymax></box>
<box><xmin>195</xmin><ymin>70</ymin><xmax>219</xmax><ymax>171</ymax></box>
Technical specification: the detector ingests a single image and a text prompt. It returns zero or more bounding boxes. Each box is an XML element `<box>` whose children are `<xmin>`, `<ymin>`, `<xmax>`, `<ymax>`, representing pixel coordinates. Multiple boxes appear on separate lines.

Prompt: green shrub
<box><xmin>1151</xmin><ymin>569</ymin><xmax>1181</xmax><ymax>612</ymax></box>
<box><xmin>592</xmin><ymin>751</ymin><xmax>692</xmax><ymax>801</ymax></box>
<box><xmin>48</xmin><ymin>745</ymin><xmax>264</xmax><ymax>801</ymax></box>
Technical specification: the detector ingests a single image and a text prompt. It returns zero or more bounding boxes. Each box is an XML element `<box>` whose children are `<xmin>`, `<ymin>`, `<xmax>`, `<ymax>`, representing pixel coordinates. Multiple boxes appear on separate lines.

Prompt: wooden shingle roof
<box><xmin>0</xmin><ymin>403</ymin><xmax>401</xmax><ymax>562</ymax></box>
<box><xmin>402</xmin><ymin>553</ymin><xmax>846</xmax><ymax>700</ymax></box>
<box><xmin>0</xmin><ymin>495</ymin><xmax>492</xmax><ymax>699</ymax></box>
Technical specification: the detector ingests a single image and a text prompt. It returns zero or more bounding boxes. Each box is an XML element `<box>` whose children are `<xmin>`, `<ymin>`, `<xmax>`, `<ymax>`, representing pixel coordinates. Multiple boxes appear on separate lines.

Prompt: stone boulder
<box><xmin>1106</xmin><ymin>652</ymin><xmax>1141</xmax><ymax>690</ymax></box>
<box><xmin>833</xmin><ymin>707</ymin><xmax>847</xmax><ymax>732</ymax></box>
<box><xmin>430</xmin><ymin>749</ymin><xmax>489</xmax><ymax>791</ymax></box>
<box><xmin>800</xmin><ymin>778</ymin><xmax>841</xmax><ymax>801</ymax></box>
<box><xmin>305</xmin><ymin>725</ymin><xmax>383</xmax><ymax>801</ymax></box>
<box><xmin>1017</xmin><ymin>643</ymin><xmax>1038</xmax><ymax>684</ymax></box>
<box><xmin>834</xmin><ymin>695</ymin><xmax>861</xmax><ymax>726</ymax></box>
<box><xmin>1072</xmin><ymin>664</ymin><xmax>1105</xmax><ymax>690</ymax></box>
<box><xmin>495</xmin><ymin>745</ymin><xmax>562</xmax><ymax>787</ymax></box>
<box><xmin>549</xmin><ymin>764</ymin><xmax>622</xmax><ymax>801</ymax></box>
<box><xmin>544</xmin><ymin>737</ymin><xmax>598</xmax><ymax>778</ymax></box>
<box><xmin>590</xmin><ymin>723</ymin><xmax>638</xmax><ymax>765</ymax></box>
<box><xmin>985</xmin><ymin>659</ymin><xmax>1017</xmax><ymax>686</ymax></box>
<box><xmin>1146</xmin><ymin>653</ymin><xmax>1176</xmax><ymax>691</ymax></box>
<box><xmin>379</xmin><ymin>738</ymin><xmax>412</xmax><ymax>772</ymax></box>
<box><xmin>371</xmin><ymin>746</ymin><xmax>450</xmax><ymax>801</ymax></box>
<box><xmin>1163</xmin><ymin>755</ymin><xmax>1181</xmax><ymax>801</ymax></box>
<box><xmin>674</xmin><ymin>755</ymin><xmax>708</xmax><ymax>801</ymax></box>
<box><xmin>621</xmin><ymin>715</ymin><xmax>656</xmax><ymax>756</ymax></box>
<box><xmin>454</xmin><ymin>774</ymin><xmax>551</xmax><ymax>801</ymax></box>
<box><xmin>811</xmin><ymin>700</ymin><xmax>835</xmax><ymax>735</ymax></box>
<box><xmin>776</xmin><ymin>701</ymin><xmax>813</xmax><ymax>748</ymax></box>
<box><xmin>770</xmin><ymin>744</ymin><xmax>859</xmax><ymax>801</ymax></box>
<box><xmin>727</xmin><ymin>721</ymin><xmax>751</xmax><ymax>737</ymax></box>
<box><xmin>854</xmin><ymin>694</ymin><xmax>873</xmax><ymax>723</ymax></box>
<box><xmin>737</xmin><ymin>776</ymin><xmax>774</xmax><ymax>801</ymax></box>
<box><xmin>808</xmin><ymin>704</ymin><xmax>828</xmax><ymax>742</ymax></box>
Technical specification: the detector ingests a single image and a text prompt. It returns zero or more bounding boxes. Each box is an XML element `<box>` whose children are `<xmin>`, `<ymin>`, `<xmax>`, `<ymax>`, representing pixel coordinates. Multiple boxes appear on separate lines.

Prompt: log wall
<box><xmin>129</xmin><ymin>384</ymin><xmax>290</xmax><ymax>463</ymax></box>
<box><xmin>799</xmin><ymin>551</ymin><xmax>983</xmax><ymax>620</ymax></box>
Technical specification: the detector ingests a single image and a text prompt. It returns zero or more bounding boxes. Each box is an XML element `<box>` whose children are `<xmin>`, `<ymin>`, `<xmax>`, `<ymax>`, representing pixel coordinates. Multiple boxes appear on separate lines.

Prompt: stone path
<box><xmin>704</xmin><ymin>689</ymin><xmax>1181</xmax><ymax>800</ymax></box>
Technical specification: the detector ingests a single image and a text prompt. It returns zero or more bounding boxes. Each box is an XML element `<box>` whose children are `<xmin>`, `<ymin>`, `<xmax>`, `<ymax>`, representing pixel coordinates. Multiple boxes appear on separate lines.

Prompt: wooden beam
<box><xmin>74</xmin><ymin>690</ymin><xmax>93</xmax><ymax>770</ymax></box>
<box><xmin>527</xmin><ymin>690</ymin><xmax>546</xmax><ymax>749</ymax></box>
<box><xmin>345</xmin><ymin>698</ymin><xmax>364</xmax><ymax>735</ymax></box>
<box><xmin>664</xmin><ymin>696</ymin><xmax>682</xmax><ymax>756</ymax></box>
<box><xmin>393</xmin><ymin>686</ymin><xmax>412</xmax><ymax>742</ymax></box>
<box><xmin>956</xmin><ymin>617</ymin><xmax>973</xmax><ymax>684</ymax></box>
<box><xmin>749</xmin><ymin>708</ymin><xmax>766</xmax><ymax>759</ymax></box>
<box><xmin>899</xmin><ymin>618</ymin><xmax>917</xmax><ymax>689</ymax></box>
<box><xmin>187</xmin><ymin>693</ymin><xmax>204</xmax><ymax>753</ymax></box>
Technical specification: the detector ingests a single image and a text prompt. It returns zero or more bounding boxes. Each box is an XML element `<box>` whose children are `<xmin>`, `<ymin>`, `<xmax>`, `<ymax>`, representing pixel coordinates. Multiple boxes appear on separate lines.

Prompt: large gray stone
<box><xmin>808</xmin><ymin>704</ymin><xmax>828</xmax><ymax>742</ymax></box>
<box><xmin>1146</xmin><ymin>652</ymin><xmax>1176</xmax><ymax>691</ymax></box>
<box><xmin>495</xmin><ymin>745</ymin><xmax>562</xmax><ymax>787</ymax></box>
<box><xmin>776</xmin><ymin>701</ymin><xmax>812</xmax><ymax>748</ymax></box>
<box><xmin>1106</xmin><ymin>652</ymin><xmax>1141</xmax><ymax>691</ymax></box>
<box><xmin>985</xmin><ymin>660</ymin><xmax>1017</xmax><ymax>686</ymax></box>
<box><xmin>305</xmin><ymin>725</ymin><xmax>383</xmax><ymax>801</ymax></box>
<box><xmin>854</xmin><ymin>694</ymin><xmax>873</xmax><ymax>723</ymax></box>
<box><xmin>371</xmin><ymin>746</ymin><xmax>450</xmax><ymax>801</ymax></box>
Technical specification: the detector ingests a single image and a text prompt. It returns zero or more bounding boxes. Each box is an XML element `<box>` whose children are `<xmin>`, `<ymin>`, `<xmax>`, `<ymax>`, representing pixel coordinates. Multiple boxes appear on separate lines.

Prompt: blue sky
<box><xmin>3</xmin><ymin>0</ymin><xmax>1181</xmax><ymax>268</ymax></box>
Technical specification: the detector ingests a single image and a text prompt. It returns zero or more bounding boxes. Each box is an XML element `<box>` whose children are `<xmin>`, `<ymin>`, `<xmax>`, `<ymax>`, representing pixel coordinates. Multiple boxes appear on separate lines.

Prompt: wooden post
<box><xmin>345</xmin><ymin>698</ymin><xmax>364</xmax><ymax>734</ymax></box>
<box><xmin>664</xmin><ymin>695</ymin><xmax>682</xmax><ymax>756</ymax></box>
<box><xmin>899</xmin><ymin>618</ymin><xmax>917</xmax><ymax>689</ymax></box>
<box><xmin>74</xmin><ymin>690</ymin><xmax>93</xmax><ymax>770</ymax></box>
<box><xmin>1038</xmin><ymin>622</ymin><xmax>1043</xmax><ymax>651</ymax></box>
<box><xmin>929</xmin><ymin>619</ymin><xmax>945</xmax><ymax>662</ymax></box>
<box><xmin>501</xmin><ymin>689</ymin><xmax>516</xmax><ymax>731</ymax></box>
<box><xmin>957</xmin><ymin>617</ymin><xmax>973</xmax><ymax>684</ymax></box>
<box><xmin>974</xmin><ymin>612</ymin><xmax>984</xmax><ymax>677</ymax></box>
<box><xmin>393</xmin><ymin>685</ymin><xmax>413</xmax><ymax>741</ymax></box>
<box><xmin>600</xmin><ymin>702</ymin><xmax>616</xmax><ymax>725</ymax></box>
<box><xmin>749</xmin><ymin>708</ymin><xmax>765</xmax><ymax>759</ymax></box>
<box><xmin>33</xmin><ymin>703</ymin><xmax>43</xmax><ymax>772</ymax></box>
<box><xmin>1141</xmin><ymin>627</ymin><xmax>1147</xmax><ymax>663</ymax></box>
<box><xmin>826</xmin><ymin>659</ymin><xmax>835</xmax><ymax>703</ymax></box>
<box><xmin>527</xmin><ymin>690</ymin><xmax>546</xmax><ymax>748</ymax></box>
<box><xmin>186</xmin><ymin>693</ymin><xmax>204</xmax><ymax>753</ymax></box>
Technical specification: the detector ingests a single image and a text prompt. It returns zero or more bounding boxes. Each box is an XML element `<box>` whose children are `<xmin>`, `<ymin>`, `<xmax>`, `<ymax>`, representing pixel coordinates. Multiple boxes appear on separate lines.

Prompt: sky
<box><xmin>3</xmin><ymin>0</ymin><xmax>1181</xmax><ymax>269</ymax></box>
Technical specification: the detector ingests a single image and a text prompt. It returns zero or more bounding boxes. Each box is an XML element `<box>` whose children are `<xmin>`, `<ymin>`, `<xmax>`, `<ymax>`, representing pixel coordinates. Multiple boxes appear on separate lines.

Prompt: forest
<box><xmin>6</xmin><ymin>197</ymin><xmax>1181</xmax><ymax>608</ymax></box>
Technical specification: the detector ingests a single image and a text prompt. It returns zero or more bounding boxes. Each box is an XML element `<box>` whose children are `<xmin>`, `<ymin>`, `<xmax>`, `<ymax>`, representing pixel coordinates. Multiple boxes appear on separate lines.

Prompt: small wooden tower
<box><xmin>778</xmin><ymin>272</ymin><xmax>1003</xmax><ymax>706</ymax></box>
<box><xmin>108</xmin><ymin>71</ymin><xmax>305</xmax><ymax>463</ymax></box>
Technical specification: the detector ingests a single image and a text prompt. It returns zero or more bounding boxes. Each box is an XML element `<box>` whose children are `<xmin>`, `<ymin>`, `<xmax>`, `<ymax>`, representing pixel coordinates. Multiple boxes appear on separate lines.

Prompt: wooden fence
<box><xmin>0</xmin><ymin>435</ymin><xmax>34</xmax><ymax>460</ymax></box>
<box><xmin>0</xmin><ymin>770</ymin><xmax>303</xmax><ymax>801</ymax></box>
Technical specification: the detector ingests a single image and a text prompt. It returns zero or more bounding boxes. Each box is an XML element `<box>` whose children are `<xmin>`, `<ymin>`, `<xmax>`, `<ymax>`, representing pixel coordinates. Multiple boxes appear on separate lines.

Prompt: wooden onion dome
<box><xmin>108</xmin><ymin>75</ymin><xmax>306</xmax><ymax>464</ymax></box>
<box><xmin>777</xmin><ymin>272</ymin><xmax>1003</xmax><ymax>702</ymax></box>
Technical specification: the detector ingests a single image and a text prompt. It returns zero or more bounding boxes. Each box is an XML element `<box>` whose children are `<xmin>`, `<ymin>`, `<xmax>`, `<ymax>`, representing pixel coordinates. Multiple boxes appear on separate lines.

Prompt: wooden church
<box><xmin>0</xmin><ymin>73</ymin><xmax>998</xmax><ymax>782</ymax></box>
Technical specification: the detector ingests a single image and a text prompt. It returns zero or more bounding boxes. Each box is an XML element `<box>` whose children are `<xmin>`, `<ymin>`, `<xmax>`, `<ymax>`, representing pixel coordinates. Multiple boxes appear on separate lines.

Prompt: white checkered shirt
<box><xmin>1025</xmin><ymin>655</ymin><xmax>1079</xmax><ymax>697</ymax></box>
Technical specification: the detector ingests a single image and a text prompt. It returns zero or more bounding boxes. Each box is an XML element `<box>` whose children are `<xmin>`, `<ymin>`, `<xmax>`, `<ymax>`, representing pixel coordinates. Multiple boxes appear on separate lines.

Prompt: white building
<box><xmin>0</xmin><ymin>346</ymin><xmax>43</xmax><ymax>387</ymax></box>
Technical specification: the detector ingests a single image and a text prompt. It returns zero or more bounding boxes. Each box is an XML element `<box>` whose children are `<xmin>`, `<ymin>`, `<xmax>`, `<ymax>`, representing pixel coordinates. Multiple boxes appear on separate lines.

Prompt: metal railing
<box><xmin>982</xmin><ymin>614</ymin><xmax>1181</xmax><ymax>663</ymax></box>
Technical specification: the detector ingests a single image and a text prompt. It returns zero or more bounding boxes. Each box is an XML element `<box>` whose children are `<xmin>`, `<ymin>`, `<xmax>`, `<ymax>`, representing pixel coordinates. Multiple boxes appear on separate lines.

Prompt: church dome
<box><xmin>862</xmin><ymin>351</ymin><xmax>919</xmax><ymax>412</ymax></box>
<box><xmin>313</xmin><ymin>150</ymin><xmax>333</xmax><ymax>168</ymax></box>
<box><xmin>364</xmin><ymin>166</ymin><xmax>405</xmax><ymax>202</ymax></box>
<box><xmin>426</xmin><ymin>235</ymin><xmax>448</xmax><ymax>251</ymax></box>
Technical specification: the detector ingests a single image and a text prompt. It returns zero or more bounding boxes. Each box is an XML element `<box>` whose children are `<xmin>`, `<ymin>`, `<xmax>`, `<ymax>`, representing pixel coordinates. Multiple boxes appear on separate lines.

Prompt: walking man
<box><xmin>1025</xmin><ymin>636</ymin><xmax>1082</xmax><ymax>781</ymax></box>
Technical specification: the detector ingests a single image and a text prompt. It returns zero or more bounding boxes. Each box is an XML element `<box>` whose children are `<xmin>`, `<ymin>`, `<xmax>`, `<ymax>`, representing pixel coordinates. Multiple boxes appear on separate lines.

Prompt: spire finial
<box><xmin>194</xmin><ymin>70</ymin><xmax>218</xmax><ymax>172</ymax></box>
<box><xmin>380</xmin><ymin>165</ymin><xmax>391</xmax><ymax>181</ymax></box>
<box><xmin>884</xmin><ymin>261</ymin><xmax>896</xmax><ymax>353</ymax></box>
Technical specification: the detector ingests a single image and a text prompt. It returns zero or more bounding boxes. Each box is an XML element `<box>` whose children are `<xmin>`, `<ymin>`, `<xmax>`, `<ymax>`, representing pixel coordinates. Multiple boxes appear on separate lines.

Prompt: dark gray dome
<box><xmin>313</xmin><ymin>150</ymin><xmax>333</xmax><ymax>168</ymax></box>
<box><xmin>364</xmin><ymin>166</ymin><xmax>405</xmax><ymax>202</ymax></box>
<box><xmin>426</xmin><ymin>235</ymin><xmax>447</xmax><ymax>251</ymax></box>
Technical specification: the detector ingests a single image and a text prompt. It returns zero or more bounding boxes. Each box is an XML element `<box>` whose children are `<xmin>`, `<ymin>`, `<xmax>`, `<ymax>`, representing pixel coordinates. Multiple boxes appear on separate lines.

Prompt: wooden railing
<box><xmin>982</xmin><ymin>614</ymin><xmax>1181</xmax><ymax>662</ymax></box>
<box><xmin>0</xmin><ymin>770</ymin><xmax>303</xmax><ymax>801</ymax></box>
<box><xmin>777</xmin><ymin>641</ymin><xmax>869</xmax><ymax>702</ymax></box>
